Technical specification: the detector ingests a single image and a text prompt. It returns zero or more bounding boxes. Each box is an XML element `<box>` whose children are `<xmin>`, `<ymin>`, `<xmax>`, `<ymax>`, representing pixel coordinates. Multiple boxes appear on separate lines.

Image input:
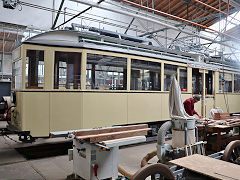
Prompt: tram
<box><xmin>9</xmin><ymin>25</ymin><xmax>240</xmax><ymax>141</ymax></box>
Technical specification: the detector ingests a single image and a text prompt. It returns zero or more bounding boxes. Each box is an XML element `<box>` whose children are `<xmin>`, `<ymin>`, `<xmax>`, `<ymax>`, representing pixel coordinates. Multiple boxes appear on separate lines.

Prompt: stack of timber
<box><xmin>214</xmin><ymin>113</ymin><xmax>231</xmax><ymax>120</ymax></box>
<box><xmin>203</xmin><ymin>113</ymin><xmax>240</xmax><ymax>127</ymax></box>
<box><xmin>73</xmin><ymin>124</ymin><xmax>151</xmax><ymax>143</ymax></box>
<box><xmin>207</xmin><ymin>119</ymin><xmax>240</xmax><ymax>127</ymax></box>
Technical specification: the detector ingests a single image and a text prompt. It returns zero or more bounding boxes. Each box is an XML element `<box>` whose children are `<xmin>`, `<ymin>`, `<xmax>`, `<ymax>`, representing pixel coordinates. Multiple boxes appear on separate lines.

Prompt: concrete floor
<box><xmin>0</xmin><ymin>121</ymin><xmax>160</xmax><ymax>180</ymax></box>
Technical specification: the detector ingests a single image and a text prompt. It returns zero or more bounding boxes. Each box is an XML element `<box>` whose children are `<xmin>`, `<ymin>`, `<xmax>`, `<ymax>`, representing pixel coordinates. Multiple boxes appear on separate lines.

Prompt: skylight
<box><xmin>210</xmin><ymin>10</ymin><xmax>240</xmax><ymax>32</ymax></box>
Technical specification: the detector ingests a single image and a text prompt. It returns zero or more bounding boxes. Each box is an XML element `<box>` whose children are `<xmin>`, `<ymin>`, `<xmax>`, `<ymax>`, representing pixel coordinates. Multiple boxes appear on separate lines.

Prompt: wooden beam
<box><xmin>161</xmin><ymin>0</ymin><xmax>178</xmax><ymax>14</ymax></box>
<box><xmin>75</xmin><ymin>128</ymin><xmax>151</xmax><ymax>143</ymax></box>
<box><xmin>170</xmin><ymin>1</ymin><xmax>186</xmax><ymax>15</ymax></box>
<box><xmin>73</xmin><ymin>124</ymin><xmax>148</xmax><ymax>136</ymax></box>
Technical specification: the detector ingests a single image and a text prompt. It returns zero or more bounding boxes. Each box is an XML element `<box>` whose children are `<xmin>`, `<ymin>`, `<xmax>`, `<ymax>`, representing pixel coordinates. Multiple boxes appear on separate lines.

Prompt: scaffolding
<box><xmin>1</xmin><ymin>0</ymin><xmax>240</xmax><ymax>65</ymax></box>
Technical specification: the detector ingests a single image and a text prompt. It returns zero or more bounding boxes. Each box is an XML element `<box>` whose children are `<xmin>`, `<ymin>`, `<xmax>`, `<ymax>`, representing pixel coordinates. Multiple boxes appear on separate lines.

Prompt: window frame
<box><xmin>164</xmin><ymin>63</ymin><xmax>178</xmax><ymax>91</ymax></box>
<box><xmin>178</xmin><ymin>67</ymin><xmax>188</xmax><ymax>92</ymax></box>
<box><xmin>234</xmin><ymin>73</ymin><xmax>240</xmax><ymax>93</ymax></box>
<box><xmin>218</xmin><ymin>72</ymin><xmax>233</xmax><ymax>93</ymax></box>
<box><xmin>130</xmin><ymin>58</ymin><xmax>161</xmax><ymax>91</ymax></box>
<box><xmin>21</xmin><ymin>45</ymin><xmax>192</xmax><ymax>92</ymax></box>
<box><xmin>25</xmin><ymin>49</ymin><xmax>45</xmax><ymax>89</ymax></box>
<box><xmin>86</xmin><ymin>53</ymin><xmax>128</xmax><ymax>91</ymax></box>
<box><xmin>54</xmin><ymin>51</ymin><xmax>82</xmax><ymax>90</ymax></box>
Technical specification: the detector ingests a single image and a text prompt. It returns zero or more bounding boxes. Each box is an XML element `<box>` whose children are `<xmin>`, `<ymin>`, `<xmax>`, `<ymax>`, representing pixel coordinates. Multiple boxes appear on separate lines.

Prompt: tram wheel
<box><xmin>222</xmin><ymin>140</ymin><xmax>240</xmax><ymax>165</ymax></box>
<box><xmin>132</xmin><ymin>163</ymin><xmax>175</xmax><ymax>180</ymax></box>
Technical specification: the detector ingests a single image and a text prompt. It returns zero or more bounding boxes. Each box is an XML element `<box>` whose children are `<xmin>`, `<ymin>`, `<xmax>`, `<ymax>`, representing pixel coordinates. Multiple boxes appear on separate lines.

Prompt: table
<box><xmin>196</xmin><ymin>123</ymin><xmax>240</xmax><ymax>152</ymax></box>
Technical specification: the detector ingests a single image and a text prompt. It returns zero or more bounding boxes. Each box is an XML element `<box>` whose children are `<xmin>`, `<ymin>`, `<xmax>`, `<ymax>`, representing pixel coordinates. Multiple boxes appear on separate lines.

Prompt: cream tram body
<box><xmin>10</xmin><ymin>30</ymin><xmax>240</xmax><ymax>138</ymax></box>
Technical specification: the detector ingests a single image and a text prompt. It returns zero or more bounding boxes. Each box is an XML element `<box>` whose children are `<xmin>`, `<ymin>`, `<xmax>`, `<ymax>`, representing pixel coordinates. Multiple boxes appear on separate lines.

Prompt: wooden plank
<box><xmin>170</xmin><ymin>154</ymin><xmax>240</xmax><ymax>180</ymax></box>
<box><xmin>73</xmin><ymin>124</ymin><xmax>148</xmax><ymax>136</ymax></box>
<box><xmin>75</xmin><ymin>128</ymin><xmax>151</xmax><ymax>143</ymax></box>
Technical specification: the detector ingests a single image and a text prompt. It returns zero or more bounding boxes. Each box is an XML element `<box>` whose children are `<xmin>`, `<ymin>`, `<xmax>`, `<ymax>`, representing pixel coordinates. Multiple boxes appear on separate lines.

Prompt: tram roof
<box><xmin>20</xmin><ymin>30</ymin><xmax>240</xmax><ymax>72</ymax></box>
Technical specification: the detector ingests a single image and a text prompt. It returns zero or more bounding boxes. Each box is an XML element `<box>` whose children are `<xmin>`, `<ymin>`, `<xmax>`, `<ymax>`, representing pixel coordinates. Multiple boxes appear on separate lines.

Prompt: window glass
<box><xmin>164</xmin><ymin>64</ymin><xmax>177</xmax><ymax>91</ymax></box>
<box><xmin>206</xmin><ymin>71</ymin><xmax>213</xmax><ymax>94</ymax></box>
<box><xmin>219</xmin><ymin>73</ymin><xmax>223</xmax><ymax>92</ymax></box>
<box><xmin>86</xmin><ymin>53</ymin><xmax>127</xmax><ymax>90</ymax></box>
<box><xmin>26</xmin><ymin>50</ymin><xmax>44</xmax><ymax>89</ymax></box>
<box><xmin>54</xmin><ymin>51</ymin><xmax>81</xmax><ymax>89</ymax></box>
<box><xmin>234</xmin><ymin>74</ymin><xmax>240</xmax><ymax>93</ymax></box>
<box><xmin>180</xmin><ymin>68</ymin><xmax>187</xmax><ymax>91</ymax></box>
<box><xmin>131</xmin><ymin>59</ymin><xmax>161</xmax><ymax>91</ymax></box>
<box><xmin>219</xmin><ymin>72</ymin><xmax>232</xmax><ymax>93</ymax></box>
<box><xmin>192</xmin><ymin>68</ymin><xmax>202</xmax><ymax>94</ymax></box>
<box><xmin>12</xmin><ymin>59</ymin><xmax>22</xmax><ymax>89</ymax></box>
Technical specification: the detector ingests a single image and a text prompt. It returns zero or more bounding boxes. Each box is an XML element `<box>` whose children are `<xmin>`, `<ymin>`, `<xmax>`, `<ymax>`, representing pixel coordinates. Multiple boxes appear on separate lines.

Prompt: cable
<box><xmin>3</xmin><ymin>134</ymin><xmax>21</xmax><ymax>144</ymax></box>
<box><xmin>1</xmin><ymin>129</ymin><xmax>21</xmax><ymax>144</ymax></box>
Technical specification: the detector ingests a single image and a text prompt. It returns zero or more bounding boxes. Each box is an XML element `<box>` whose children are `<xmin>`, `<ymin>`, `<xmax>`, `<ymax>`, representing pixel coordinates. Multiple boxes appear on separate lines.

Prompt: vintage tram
<box><xmin>9</xmin><ymin>27</ymin><xmax>240</xmax><ymax>141</ymax></box>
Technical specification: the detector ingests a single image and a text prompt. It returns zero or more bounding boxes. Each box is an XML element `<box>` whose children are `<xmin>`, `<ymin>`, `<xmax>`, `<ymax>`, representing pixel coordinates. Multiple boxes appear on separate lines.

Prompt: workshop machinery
<box><xmin>68</xmin><ymin>124</ymin><xmax>150</xmax><ymax>180</ymax></box>
<box><xmin>156</xmin><ymin>77</ymin><xmax>206</xmax><ymax>163</ymax></box>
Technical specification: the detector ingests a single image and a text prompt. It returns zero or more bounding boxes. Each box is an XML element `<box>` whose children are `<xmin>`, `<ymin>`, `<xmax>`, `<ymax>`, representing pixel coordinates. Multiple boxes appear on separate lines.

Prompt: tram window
<box><xmin>206</xmin><ymin>71</ymin><xmax>213</xmax><ymax>94</ymax></box>
<box><xmin>54</xmin><ymin>51</ymin><xmax>81</xmax><ymax>89</ymax></box>
<box><xmin>86</xmin><ymin>54</ymin><xmax>127</xmax><ymax>90</ymax></box>
<box><xmin>219</xmin><ymin>73</ymin><xmax>223</xmax><ymax>92</ymax></box>
<box><xmin>12</xmin><ymin>59</ymin><xmax>22</xmax><ymax>89</ymax></box>
<box><xmin>131</xmin><ymin>59</ymin><xmax>161</xmax><ymax>91</ymax></box>
<box><xmin>164</xmin><ymin>64</ymin><xmax>177</xmax><ymax>91</ymax></box>
<box><xmin>192</xmin><ymin>68</ymin><xmax>202</xmax><ymax>94</ymax></box>
<box><xmin>26</xmin><ymin>50</ymin><xmax>44</xmax><ymax>89</ymax></box>
<box><xmin>219</xmin><ymin>73</ymin><xmax>232</xmax><ymax>93</ymax></box>
<box><xmin>179</xmin><ymin>68</ymin><xmax>187</xmax><ymax>91</ymax></box>
<box><xmin>234</xmin><ymin>74</ymin><xmax>240</xmax><ymax>93</ymax></box>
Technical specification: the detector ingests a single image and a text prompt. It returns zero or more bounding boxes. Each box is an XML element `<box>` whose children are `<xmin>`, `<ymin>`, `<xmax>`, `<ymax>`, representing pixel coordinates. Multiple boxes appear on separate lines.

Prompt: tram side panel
<box><xmin>127</xmin><ymin>93</ymin><xmax>163</xmax><ymax>124</ymax></box>
<box><xmin>230</xmin><ymin>94</ymin><xmax>240</xmax><ymax>113</ymax></box>
<box><xmin>205</xmin><ymin>97</ymin><xmax>215</xmax><ymax>118</ymax></box>
<box><xmin>161</xmin><ymin>94</ymin><xmax>170</xmax><ymax>120</ymax></box>
<box><xmin>49</xmin><ymin>92</ymin><xmax>83</xmax><ymax>133</ymax></box>
<box><xmin>127</xmin><ymin>93</ymin><xmax>192</xmax><ymax>125</ymax></box>
<box><xmin>12</xmin><ymin>92</ymin><xmax>24</xmax><ymax>131</ymax></box>
<box><xmin>12</xmin><ymin>92</ymin><xmax>195</xmax><ymax>138</ymax></box>
<box><xmin>82</xmin><ymin>93</ymin><xmax>128</xmax><ymax>129</ymax></box>
<box><xmin>14</xmin><ymin>92</ymin><xmax>50</xmax><ymax>137</ymax></box>
<box><xmin>216</xmin><ymin>94</ymin><xmax>240</xmax><ymax>113</ymax></box>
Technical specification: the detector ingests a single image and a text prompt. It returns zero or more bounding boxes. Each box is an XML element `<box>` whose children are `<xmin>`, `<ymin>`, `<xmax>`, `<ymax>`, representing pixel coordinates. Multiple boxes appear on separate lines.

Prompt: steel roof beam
<box><xmin>223</xmin><ymin>0</ymin><xmax>240</xmax><ymax>8</ymax></box>
<box><xmin>124</xmin><ymin>18</ymin><xmax>135</xmax><ymax>34</ymax></box>
<box><xmin>193</xmin><ymin>8</ymin><xmax>239</xmax><ymax>23</ymax></box>
<box><xmin>70</xmin><ymin>0</ymin><xmax>240</xmax><ymax>51</ymax></box>
<box><xmin>51</xmin><ymin>0</ymin><xmax>65</xmax><ymax>30</ymax></box>
<box><xmin>53</xmin><ymin>0</ymin><xmax>105</xmax><ymax>30</ymax></box>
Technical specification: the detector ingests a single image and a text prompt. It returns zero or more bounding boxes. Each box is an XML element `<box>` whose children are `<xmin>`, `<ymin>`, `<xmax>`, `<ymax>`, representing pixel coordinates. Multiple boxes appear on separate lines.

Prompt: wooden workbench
<box><xmin>170</xmin><ymin>154</ymin><xmax>240</xmax><ymax>180</ymax></box>
<box><xmin>196</xmin><ymin>123</ymin><xmax>240</xmax><ymax>152</ymax></box>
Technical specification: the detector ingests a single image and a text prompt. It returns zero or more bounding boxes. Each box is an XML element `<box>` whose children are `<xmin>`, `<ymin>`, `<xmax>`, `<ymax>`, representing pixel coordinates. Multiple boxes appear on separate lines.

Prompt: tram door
<box><xmin>192</xmin><ymin>68</ymin><xmax>214</xmax><ymax>118</ymax></box>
